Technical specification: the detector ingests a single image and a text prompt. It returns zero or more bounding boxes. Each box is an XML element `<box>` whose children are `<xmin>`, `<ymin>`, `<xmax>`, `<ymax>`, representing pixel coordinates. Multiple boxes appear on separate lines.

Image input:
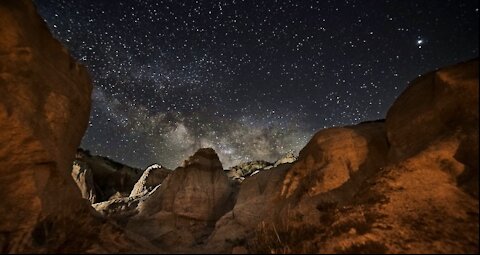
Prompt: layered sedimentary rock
<box><xmin>0</xmin><ymin>1</ymin><xmax>156</xmax><ymax>252</ymax></box>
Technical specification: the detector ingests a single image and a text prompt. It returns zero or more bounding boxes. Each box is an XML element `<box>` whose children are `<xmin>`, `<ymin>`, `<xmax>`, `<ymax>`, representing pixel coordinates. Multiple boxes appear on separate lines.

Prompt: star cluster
<box><xmin>34</xmin><ymin>0</ymin><xmax>479</xmax><ymax>169</ymax></box>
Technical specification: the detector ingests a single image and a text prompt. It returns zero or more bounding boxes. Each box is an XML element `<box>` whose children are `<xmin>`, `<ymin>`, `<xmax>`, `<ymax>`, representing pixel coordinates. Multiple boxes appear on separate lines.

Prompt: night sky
<box><xmin>34</xmin><ymin>0</ymin><xmax>479</xmax><ymax>169</ymax></box>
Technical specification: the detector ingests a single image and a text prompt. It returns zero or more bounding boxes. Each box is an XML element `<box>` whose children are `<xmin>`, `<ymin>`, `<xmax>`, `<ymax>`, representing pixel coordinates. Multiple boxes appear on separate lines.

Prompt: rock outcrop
<box><xmin>274</xmin><ymin>151</ymin><xmax>297</xmax><ymax>167</ymax></box>
<box><xmin>0</xmin><ymin>1</ymin><xmax>157</xmax><ymax>252</ymax></box>
<box><xmin>138</xmin><ymin>148</ymin><xmax>235</xmax><ymax>221</ymax></box>
<box><xmin>206</xmin><ymin>163</ymin><xmax>292</xmax><ymax>253</ymax></box>
<box><xmin>280</xmin><ymin>121</ymin><xmax>389</xmax><ymax>198</ymax></box>
<box><xmin>90</xmin><ymin>163</ymin><xmax>170</xmax><ymax>219</ymax></box>
<box><xmin>246</xmin><ymin>59</ymin><xmax>479</xmax><ymax>254</ymax></box>
<box><xmin>92</xmin><ymin>185</ymin><xmax>160</xmax><ymax>220</ymax></box>
<box><xmin>74</xmin><ymin>148</ymin><xmax>143</xmax><ymax>202</ymax></box>
<box><xmin>0</xmin><ymin>0</ymin><xmax>91</xmax><ymax>251</ymax></box>
<box><xmin>71</xmin><ymin>160</ymin><xmax>97</xmax><ymax>203</ymax></box>
<box><xmin>120</xmin><ymin>148</ymin><xmax>237</xmax><ymax>252</ymax></box>
<box><xmin>227</xmin><ymin>160</ymin><xmax>273</xmax><ymax>182</ymax></box>
<box><xmin>225</xmin><ymin>153</ymin><xmax>298</xmax><ymax>183</ymax></box>
<box><xmin>129</xmin><ymin>164</ymin><xmax>171</xmax><ymax>198</ymax></box>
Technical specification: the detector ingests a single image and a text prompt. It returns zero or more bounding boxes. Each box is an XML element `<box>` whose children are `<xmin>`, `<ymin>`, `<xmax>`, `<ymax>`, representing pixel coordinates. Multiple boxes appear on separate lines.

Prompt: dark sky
<box><xmin>34</xmin><ymin>0</ymin><xmax>479</xmax><ymax>169</ymax></box>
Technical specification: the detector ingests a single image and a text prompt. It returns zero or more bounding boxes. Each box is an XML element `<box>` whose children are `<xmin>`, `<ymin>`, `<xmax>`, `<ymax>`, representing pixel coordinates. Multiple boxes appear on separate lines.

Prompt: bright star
<box><xmin>417</xmin><ymin>39</ymin><xmax>423</xmax><ymax>44</ymax></box>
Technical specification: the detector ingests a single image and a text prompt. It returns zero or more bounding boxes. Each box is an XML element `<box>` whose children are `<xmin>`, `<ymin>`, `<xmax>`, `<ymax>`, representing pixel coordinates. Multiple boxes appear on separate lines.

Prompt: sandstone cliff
<box><xmin>0</xmin><ymin>1</ymin><xmax>157</xmax><ymax>252</ymax></box>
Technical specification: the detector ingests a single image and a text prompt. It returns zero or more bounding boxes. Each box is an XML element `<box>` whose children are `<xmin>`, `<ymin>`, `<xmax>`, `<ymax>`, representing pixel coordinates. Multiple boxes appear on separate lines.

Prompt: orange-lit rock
<box><xmin>248</xmin><ymin>59</ymin><xmax>478</xmax><ymax>254</ymax></box>
<box><xmin>0</xmin><ymin>1</ymin><xmax>156</xmax><ymax>252</ymax></box>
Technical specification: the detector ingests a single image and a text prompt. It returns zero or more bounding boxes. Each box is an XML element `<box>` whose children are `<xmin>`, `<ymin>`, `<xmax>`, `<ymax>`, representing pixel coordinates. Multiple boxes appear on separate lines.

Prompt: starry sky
<box><xmin>34</xmin><ymin>0</ymin><xmax>479</xmax><ymax>169</ymax></box>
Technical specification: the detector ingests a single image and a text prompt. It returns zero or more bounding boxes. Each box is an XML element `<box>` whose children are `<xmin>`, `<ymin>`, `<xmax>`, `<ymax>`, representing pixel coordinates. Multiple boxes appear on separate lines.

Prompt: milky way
<box><xmin>34</xmin><ymin>0</ymin><xmax>479</xmax><ymax>169</ymax></box>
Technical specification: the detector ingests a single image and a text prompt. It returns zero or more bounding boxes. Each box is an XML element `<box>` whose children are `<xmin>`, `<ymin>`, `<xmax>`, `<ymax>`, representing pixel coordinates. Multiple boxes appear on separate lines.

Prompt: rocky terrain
<box><xmin>0</xmin><ymin>0</ymin><xmax>478</xmax><ymax>253</ymax></box>
<box><xmin>74</xmin><ymin>148</ymin><xmax>148</xmax><ymax>202</ymax></box>
<box><xmin>225</xmin><ymin>151</ymin><xmax>297</xmax><ymax>182</ymax></box>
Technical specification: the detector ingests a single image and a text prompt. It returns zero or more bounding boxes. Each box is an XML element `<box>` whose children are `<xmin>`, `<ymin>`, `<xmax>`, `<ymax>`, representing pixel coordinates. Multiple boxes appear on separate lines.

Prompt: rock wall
<box><xmin>0</xmin><ymin>1</ymin><xmax>157</xmax><ymax>252</ymax></box>
<box><xmin>0</xmin><ymin>0</ymin><xmax>91</xmax><ymax>251</ymax></box>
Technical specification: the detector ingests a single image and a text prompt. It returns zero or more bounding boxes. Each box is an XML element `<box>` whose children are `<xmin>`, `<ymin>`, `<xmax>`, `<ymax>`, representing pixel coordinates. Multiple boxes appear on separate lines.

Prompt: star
<box><xmin>32</xmin><ymin>0</ymin><xmax>480</xmax><ymax>169</ymax></box>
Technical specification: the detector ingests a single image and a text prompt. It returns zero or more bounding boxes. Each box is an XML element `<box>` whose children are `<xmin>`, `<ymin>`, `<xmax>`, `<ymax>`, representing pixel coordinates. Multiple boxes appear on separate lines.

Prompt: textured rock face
<box><xmin>227</xmin><ymin>160</ymin><xmax>273</xmax><ymax>181</ymax></box>
<box><xmin>71</xmin><ymin>160</ymin><xmax>97</xmax><ymax>203</ymax></box>
<box><xmin>206</xmin><ymin>163</ymin><xmax>291</xmax><ymax>253</ymax></box>
<box><xmin>274</xmin><ymin>151</ymin><xmax>297</xmax><ymax>167</ymax></box>
<box><xmin>130</xmin><ymin>164</ymin><xmax>171</xmax><ymax>198</ymax></box>
<box><xmin>112</xmin><ymin>148</ymin><xmax>238</xmax><ymax>253</ymax></box>
<box><xmin>74</xmin><ymin>149</ymin><xmax>144</xmax><ymax>202</ymax></box>
<box><xmin>0</xmin><ymin>0</ymin><xmax>92</xmax><ymax>251</ymax></box>
<box><xmin>0</xmin><ymin>1</ymin><xmax>156</xmax><ymax>252</ymax></box>
<box><xmin>139</xmin><ymin>148</ymin><xmax>235</xmax><ymax>221</ymax></box>
<box><xmin>280</xmin><ymin>122</ymin><xmax>389</xmax><ymax>198</ymax></box>
<box><xmin>386</xmin><ymin>59</ymin><xmax>479</xmax><ymax>162</ymax></box>
<box><xmin>386</xmin><ymin>59</ymin><xmax>479</xmax><ymax>197</ymax></box>
<box><xmin>314</xmin><ymin>59</ymin><xmax>479</xmax><ymax>253</ymax></box>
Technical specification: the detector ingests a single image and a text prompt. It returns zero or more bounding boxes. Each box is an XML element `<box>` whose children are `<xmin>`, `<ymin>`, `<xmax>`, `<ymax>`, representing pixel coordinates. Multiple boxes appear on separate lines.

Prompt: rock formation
<box><xmin>137</xmin><ymin>148</ymin><xmax>236</xmax><ymax>220</ymax></box>
<box><xmin>0</xmin><ymin>1</ymin><xmax>157</xmax><ymax>252</ymax></box>
<box><xmin>74</xmin><ymin>148</ymin><xmax>143</xmax><ymax>202</ymax></box>
<box><xmin>225</xmin><ymin>153</ymin><xmax>298</xmax><ymax>183</ymax></box>
<box><xmin>121</xmin><ymin>148</ymin><xmax>237</xmax><ymax>252</ymax></box>
<box><xmin>129</xmin><ymin>164</ymin><xmax>171</xmax><ymax>198</ymax></box>
<box><xmin>92</xmin><ymin>163</ymin><xmax>171</xmax><ymax>220</ymax></box>
<box><xmin>71</xmin><ymin>160</ymin><xmax>97</xmax><ymax>203</ymax></box>
<box><xmin>0</xmin><ymin>0</ymin><xmax>477</xmax><ymax>253</ymax></box>
<box><xmin>280</xmin><ymin>121</ymin><xmax>388</xmax><ymax>198</ymax></box>
<box><xmin>246</xmin><ymin>59</ymin><xmax>479</xmax><ymax>254</ymax></box>
<box><xmin>227</xmin><ymin>160</ymin><xmax>273</xmax><ymax>182</ymax></box>
<box><xmin>274</xmin><ymin>151</ymin><xmax>298</xmax><ymax>167</ymax></box>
